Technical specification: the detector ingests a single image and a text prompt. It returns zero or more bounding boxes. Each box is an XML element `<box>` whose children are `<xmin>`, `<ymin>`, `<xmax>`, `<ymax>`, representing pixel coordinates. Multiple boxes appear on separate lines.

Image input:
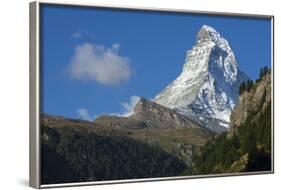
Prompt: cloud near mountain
<box><xmin>77</xmin><ymin>108</ymin><xmax>92</xmax><ymax>121</ymax></box>
<box><xmin>68</xmin><ymin>42</ymin><xmax>132</xmax><ymax>85</ymax></box>
<box><xmin>121</xmin><ymin>96</ymin><xmax>141</xmax><ymax>117</ymax></box>
<box><xmin>109</xmin><ymin>96</ymin><xmax>141</xmax><ymax>117</ymax></box>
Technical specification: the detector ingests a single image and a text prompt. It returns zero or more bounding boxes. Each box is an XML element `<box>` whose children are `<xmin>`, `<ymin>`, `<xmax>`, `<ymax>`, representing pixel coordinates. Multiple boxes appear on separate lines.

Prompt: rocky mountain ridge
<box><xmin>95</xmin><ymin>97</ymin><xmax>203</xmax><ymax>130</ymax></box>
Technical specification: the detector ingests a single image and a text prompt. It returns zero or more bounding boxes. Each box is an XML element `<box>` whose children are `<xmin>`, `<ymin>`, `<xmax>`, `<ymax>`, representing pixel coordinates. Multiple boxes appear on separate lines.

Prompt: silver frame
<box><xmin>29</xmin><ymin>1</ymin><xmax>275</xmax><ymax>188</ymax></box>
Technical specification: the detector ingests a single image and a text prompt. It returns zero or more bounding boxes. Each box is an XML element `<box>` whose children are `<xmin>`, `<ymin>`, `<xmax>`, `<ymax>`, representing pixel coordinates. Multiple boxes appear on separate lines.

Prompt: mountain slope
<box><xmin>192</xmin><ymin>69</ymin><xmax>272</xmax><ymax>174</ymax></box>
<box><xmin>95</xmin><ymin>97</ymin><xmax>203</xmax><ymax>129</ymax></box>
<box><xmin>41</xmin><ymin>115</ymin><xmax>187</xmax><ymax>184</ymax></box>
<box><xmin>131</xmin><ymin>97</ymin><xmax>203</xmax><ymax>129</ymax></box>
<box><xmin>94</xmin><ymin>97</ymin><xmax>214</xmax><ymax>167</ymax></box>
<box><xmin>154</xmin><ymin>25</ymin><xmax>248</xmax><ymax>131</ymax></box>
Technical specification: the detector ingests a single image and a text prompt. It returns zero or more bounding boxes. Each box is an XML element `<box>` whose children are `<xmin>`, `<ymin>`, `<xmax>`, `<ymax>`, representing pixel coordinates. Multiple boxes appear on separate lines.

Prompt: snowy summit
<box><xmin>154</xmin><ymin>25</ymin><xmax>248</xmax><ymax>132</ymax></box>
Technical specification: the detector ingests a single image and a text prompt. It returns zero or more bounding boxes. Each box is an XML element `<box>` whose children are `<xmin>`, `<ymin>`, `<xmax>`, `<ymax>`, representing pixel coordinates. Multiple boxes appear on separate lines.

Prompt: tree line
<box><xmin>239</xmin><ymin>66</ymin><xmax>270</xmax><ymax>95</ymax></box>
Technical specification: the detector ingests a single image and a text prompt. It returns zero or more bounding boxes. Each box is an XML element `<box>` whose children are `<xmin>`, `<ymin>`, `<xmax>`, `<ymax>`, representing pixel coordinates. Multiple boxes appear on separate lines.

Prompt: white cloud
<box><xmin>68</xmin><ymin>43</ymin><xmax>132</xmax><ymax>85</ymax></box>
<box><xmin>120</xmin><ymin>96</ymin><xmax>141</xmax><ymax>117</ymax></box>
<box><xmin>77</xmin><ymin>96</ymin><xmax>140</xmax><ymax>121</ymax></box>
<box><xmin>77</xmin><ymin>108</ymin><xmax>92</xmax><ymax>121</ymax></box>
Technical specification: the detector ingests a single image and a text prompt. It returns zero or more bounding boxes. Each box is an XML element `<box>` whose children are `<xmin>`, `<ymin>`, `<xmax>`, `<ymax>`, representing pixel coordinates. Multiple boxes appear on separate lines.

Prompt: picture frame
<box><xmin>30</xmin><ymin>1</ymin><xmax>274</xmax><ymax>188</ymax></box>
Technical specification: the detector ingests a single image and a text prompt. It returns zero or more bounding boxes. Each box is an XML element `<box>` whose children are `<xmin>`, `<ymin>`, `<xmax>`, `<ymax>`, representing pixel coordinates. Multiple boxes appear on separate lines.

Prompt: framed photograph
<box><xmin>29</xmin><ymin>1</ymin><xmax>274</xmax><ymax>188</ymax></box>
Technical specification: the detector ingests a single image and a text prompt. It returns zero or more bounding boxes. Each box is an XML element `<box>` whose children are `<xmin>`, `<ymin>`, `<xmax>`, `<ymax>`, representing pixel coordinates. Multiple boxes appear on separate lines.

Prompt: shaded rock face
<box><xmin>154</xmin><ymin>25</ymin><xmax>248</xmax><ymax>131</ymax></box>
<box><xmin>229</xmin><ymin>72</ymin><xmax>271</xmax><ymax>133</ymax></box>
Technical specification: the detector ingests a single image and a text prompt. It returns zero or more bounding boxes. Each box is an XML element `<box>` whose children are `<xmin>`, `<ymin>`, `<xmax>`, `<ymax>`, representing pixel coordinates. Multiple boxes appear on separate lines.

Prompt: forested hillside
<box><xmin>41</xmin><ymin>123</ymin><xmax>187</xmax><ymax>184</ymax></box>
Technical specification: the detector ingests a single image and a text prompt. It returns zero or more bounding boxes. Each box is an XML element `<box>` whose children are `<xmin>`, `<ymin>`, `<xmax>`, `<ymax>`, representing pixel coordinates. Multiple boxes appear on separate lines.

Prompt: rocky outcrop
<box><xmin>229</xmin><ymin>72</ymin><xmax>271</xmax><ymax>133</ymax></box>
<box><xmin>95</xmin><ymin>97</ymin><xmax>203</xmax><ymax>130</ymax></box>
<box><xmin>130</xmin><ymin>97</ymin><xmax>202</xmax><ymax>129</ymax></box>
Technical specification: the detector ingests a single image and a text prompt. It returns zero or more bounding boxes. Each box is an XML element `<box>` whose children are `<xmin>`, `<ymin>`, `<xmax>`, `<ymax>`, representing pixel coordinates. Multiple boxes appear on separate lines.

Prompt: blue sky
<box><xmin>40</xmin><ymin>4</ymin><xmax>272</xmax><ymax>120</ymax></box>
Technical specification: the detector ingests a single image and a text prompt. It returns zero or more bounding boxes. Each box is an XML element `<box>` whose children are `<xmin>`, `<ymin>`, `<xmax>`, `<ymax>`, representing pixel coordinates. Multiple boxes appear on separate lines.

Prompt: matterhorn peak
<box><xmin>154</xmin><ymin>25</ymin><xmax>248</xmax><ymax>133</ymax></box>
<box><xmin>200</xmin><ymin>25</ymin><xmax>218</xmax><ymax>32</ymax></box>
<box><xmin>196</xmin><ymin>25</ymin><xmax>221</xmax><ymax>43</ymax></box>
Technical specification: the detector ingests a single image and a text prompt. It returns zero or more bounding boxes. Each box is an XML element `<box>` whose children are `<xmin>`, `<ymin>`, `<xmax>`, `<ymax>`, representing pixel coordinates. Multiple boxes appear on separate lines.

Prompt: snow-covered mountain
<box><xmin>154</xmin><ymin>25</ymin><xmax>248</xmax><ymax>132</ymax></box>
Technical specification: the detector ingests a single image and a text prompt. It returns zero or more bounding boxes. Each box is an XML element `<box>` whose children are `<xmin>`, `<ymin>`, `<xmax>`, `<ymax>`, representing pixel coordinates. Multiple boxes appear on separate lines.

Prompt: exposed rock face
<box><xmin>94</xmin><ymin>98</ymin><xmax>201</xmax><ymax>129</ymax></box>
<box><xmin>95</xmin><ymin>97</ymin><xmax>203</xmax><ymax>130</ymax></box>
<box><xmin>154</xmin><ymin>25</ymin><xmax>248</xmax><ymax>131</ymax></box>
<box><xmin>130</xmin><ymin>97</ymin><xmax>202</xmax><ymax>129</ymax></box>
<box><xmin>229</xmin><ymin>72</ymin><xmax>271</xmax><ymax>133</ymax></box>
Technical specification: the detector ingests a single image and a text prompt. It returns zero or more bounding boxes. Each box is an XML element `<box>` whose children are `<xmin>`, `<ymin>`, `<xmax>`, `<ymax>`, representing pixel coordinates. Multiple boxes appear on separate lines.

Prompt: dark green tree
<box><xmin>239</xmin><ymin>81</ymin><xmax>246</xmax><ymax>95</ymax></box>
<box><xmin>259</xmin><ymin>66</ymin><xmax>269</xmax><ymax>79</ymax></box>
<box><xmin>246</xmin><ymin>80</ymin><xmax>254</xmax><ymax>92</ymax></box>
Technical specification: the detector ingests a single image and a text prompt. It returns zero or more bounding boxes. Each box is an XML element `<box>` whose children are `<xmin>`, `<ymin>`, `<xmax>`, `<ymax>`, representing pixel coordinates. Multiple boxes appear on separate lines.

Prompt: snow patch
<box><xmin>219</xmin><ymin>122</ymin><xmax>229</xmax><ymax>128</ymax></box>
